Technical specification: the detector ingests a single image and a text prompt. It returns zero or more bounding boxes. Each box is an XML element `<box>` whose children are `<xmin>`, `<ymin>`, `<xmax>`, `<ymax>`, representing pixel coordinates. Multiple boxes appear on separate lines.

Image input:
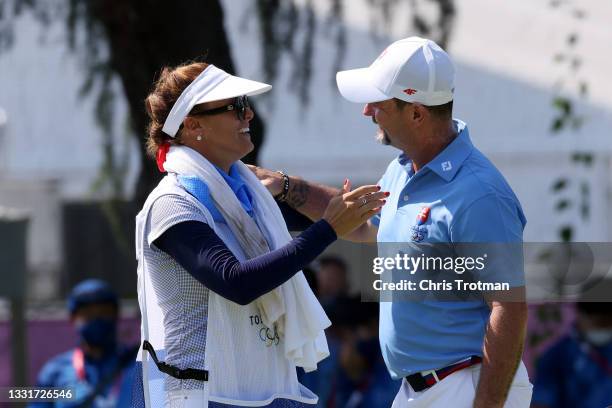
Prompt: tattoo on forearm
<box><xmin>287</xmin><ymin>178</ymin><xmax>310</xmax><ymax>209</ymax></box>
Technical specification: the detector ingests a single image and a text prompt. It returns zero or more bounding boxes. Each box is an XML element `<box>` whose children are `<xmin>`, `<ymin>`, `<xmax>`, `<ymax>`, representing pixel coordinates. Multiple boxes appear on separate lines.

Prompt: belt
<box><xmin>142</xmin><ymin>341</ymin><xmax>209</xmax><ymax>381</ymax></box>
<box><xmin>405</xmin><ymin>356</ymin><xmax>482</xmax><ymax>392</ymax></box>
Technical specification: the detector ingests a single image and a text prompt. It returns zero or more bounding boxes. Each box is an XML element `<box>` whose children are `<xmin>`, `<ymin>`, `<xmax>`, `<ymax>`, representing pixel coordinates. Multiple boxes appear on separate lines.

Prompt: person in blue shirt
<box><xmin>297</xmin><ymin>258</ymin><xmax>348</xmax><ymax>406</ymax></box>
<box><xmin>30</xmin><ymin>279</ymin><xmax>137</xmax><ymax>408</ymax></box>
<box><xmin>332</xmin><ymin>297</ymin><xmax>400</xmax><ymax>408</ymax></box>
<box><xmin>251</xmin><ymin>36</ymin><xmax>533</xmax><ymax>407</ymax></box>
<box><xmin>532</xmin><ymin>302</ymin><xmax>612</xmax><ymax>408</ymax></box>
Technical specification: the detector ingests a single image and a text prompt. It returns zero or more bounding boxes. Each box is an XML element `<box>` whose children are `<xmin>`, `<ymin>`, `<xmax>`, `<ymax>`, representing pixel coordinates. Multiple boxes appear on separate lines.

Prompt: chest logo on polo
<box><xmin>410</xmin><ymin>206</ymin><xmax>430</xmax><ymax>242</ymax></box>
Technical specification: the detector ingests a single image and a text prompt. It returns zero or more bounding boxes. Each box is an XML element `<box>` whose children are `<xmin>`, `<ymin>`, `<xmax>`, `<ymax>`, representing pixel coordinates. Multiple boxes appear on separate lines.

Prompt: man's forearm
<box><xmin>473</xmin><ymin>301</ymin><xmax>527</xmax><ymax>408</ymax></box>
<box><xmin>248</xmin><ymin>165</ymin><xmax>338</xmax><ymax>220</ymax></box>
<box><xmin>285</xmin><ymin>176</ymin><xmax>339</xmax><ymax>221</ymax></box>
<box><xmin>248</xmin><ymin>165</ymin><xmax>378</xmax><ymax>242</ymax></box>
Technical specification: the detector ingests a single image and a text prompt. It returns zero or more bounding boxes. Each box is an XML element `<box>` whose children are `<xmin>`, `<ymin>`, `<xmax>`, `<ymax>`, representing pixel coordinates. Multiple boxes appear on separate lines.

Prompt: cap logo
<box><xmin>441</xmin><ymin>161</ymin><xmax>452</xmax><ymax>171</ymax></box>
<box><xmin>403</xmin><ymin>88</ymin><xmax>417</xmax><ymax>95</ymax></box>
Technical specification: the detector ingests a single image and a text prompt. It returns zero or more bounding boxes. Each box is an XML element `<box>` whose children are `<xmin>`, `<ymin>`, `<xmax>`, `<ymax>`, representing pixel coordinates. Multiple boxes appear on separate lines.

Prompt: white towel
<box><xmin>163</xmin><ymin>146</ymin><xmax>330</xmax><ymax>371</ymax></box>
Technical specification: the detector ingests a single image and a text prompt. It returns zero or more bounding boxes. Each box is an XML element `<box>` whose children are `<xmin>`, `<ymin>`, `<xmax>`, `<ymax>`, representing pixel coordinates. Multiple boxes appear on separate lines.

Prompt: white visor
<box><xmin>162</xmin><ymin>65</ymin><xmax>272</xmax><ymax>137</ymax></box>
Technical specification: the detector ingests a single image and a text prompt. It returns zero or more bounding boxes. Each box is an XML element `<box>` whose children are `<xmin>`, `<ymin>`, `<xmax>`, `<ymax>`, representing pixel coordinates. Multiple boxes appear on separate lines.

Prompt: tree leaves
<box><xmin>559</xmin><ymin>226</ymin><xmax>573</xmax><ymax>242</ymax></box>
<box><xmin>551</xmin><ymin>178</ymin><xmax>568</xmax><ymax>192</ymax></box>
<box><xmin>571</xmin><ymin>152</ymin><xmax>593</xmax><ymax>166</ymax></box>
<box><xmin>1</xmin><ymin>0</ymin><xmax>458</xmax><ymax>202</ymax></box>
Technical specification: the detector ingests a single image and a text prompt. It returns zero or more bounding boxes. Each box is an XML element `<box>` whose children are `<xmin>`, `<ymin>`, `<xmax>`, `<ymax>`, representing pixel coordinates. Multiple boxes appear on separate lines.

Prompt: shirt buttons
<box><xmin>403</xmin><ymin>195</ymin><xmax>409</xmax><ymax>201</ymax></box>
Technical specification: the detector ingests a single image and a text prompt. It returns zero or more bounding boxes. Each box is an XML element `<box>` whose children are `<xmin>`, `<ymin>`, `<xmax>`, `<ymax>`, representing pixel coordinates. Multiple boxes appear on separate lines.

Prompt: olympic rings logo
<box><xmin>259</xmin><ymin>326</ymin><xmax>280</xmax><ymax>347</ymax></box>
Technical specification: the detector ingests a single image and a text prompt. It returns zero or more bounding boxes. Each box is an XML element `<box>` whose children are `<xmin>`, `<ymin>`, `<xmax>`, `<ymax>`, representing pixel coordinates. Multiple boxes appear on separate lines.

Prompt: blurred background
<box><xmin>1</xmin><ymin>0</ymin><xmax>611</xmax><ymax>406</ymax></box>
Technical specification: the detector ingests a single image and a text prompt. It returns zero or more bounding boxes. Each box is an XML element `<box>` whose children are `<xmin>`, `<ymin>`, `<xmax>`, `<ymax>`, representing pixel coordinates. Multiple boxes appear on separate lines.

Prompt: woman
<box><xmin>134</xmin><ymin>61</ymin><xmax>387</xmax><ymax>407</ymax></box>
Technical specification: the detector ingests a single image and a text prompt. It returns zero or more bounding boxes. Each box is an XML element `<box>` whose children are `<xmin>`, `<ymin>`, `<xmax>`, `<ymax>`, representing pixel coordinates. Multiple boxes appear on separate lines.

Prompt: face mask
<box><xmin>584</xmin><ymin>329</ymin><xmax>612</xmax><ymax>347</ymax></box>
<box><xmin>78</xmin><ymin>318</ymin><xmax>117</xmax><ymax>350</ymax></box>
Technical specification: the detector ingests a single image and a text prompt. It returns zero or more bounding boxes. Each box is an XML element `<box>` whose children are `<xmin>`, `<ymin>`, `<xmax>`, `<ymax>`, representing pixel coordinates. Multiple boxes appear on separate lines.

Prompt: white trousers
<box><xmin>165</xmin><ymin>389</ymin><xmax>210</xmax><ymax>408</ymax></box>
<box><xmin>164</xmin><ymin>387</ymin><xmax>318</xmax><ymax>408</ymax></box>
<box><xmin>391</xmin><ymin>361</ymin><xmax>533</xmax><ymax>408</ymax></box>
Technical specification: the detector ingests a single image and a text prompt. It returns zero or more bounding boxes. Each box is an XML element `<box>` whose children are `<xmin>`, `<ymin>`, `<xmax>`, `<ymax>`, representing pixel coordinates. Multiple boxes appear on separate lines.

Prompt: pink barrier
<box><xmin>0</xmin><ymin>304</ymin><xmax>576</xmax><ymax>386</ymax></box>
<box><xmin>0</xmin><ymin>318</ymin><xmax>140</xmax><ymax>387</ymax></box>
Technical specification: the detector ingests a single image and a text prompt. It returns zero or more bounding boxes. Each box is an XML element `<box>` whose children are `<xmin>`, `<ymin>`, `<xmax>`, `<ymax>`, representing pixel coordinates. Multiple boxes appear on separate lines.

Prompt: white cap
<box><xmin>336</xmin><ymin>37</ymin><xmax>454</xmax><ymax>106</ymax></box>
<box><xmin>162</xmin><ymin>64</ymin><xmax>272</xmax><ymax>137</ymax></box>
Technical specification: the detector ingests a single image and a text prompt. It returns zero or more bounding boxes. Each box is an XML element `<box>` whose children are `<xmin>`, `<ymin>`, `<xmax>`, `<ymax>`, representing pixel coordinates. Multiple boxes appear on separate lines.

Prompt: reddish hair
<box><xmin>144</xmin><ymin>62</ymin><xmax>209</xmax><ymax>158</ymax></box>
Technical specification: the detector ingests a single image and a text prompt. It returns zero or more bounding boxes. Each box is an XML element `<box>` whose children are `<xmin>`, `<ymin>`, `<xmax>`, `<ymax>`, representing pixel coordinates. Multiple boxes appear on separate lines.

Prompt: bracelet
<box><xmin>274</xmin><ymin>171</ymin><xmax>290</xmax><ymax>202</ymax></box>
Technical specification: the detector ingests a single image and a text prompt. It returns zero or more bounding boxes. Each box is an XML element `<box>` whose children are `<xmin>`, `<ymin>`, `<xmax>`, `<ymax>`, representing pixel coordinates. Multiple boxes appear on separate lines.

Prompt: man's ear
<box><xmin>412</xmin><ymin>103</ymin><xmax>428</xmax><ymax>125</ymax></box>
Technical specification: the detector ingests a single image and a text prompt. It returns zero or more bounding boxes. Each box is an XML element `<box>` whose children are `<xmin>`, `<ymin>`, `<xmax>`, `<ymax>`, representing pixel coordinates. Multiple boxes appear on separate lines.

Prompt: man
<box><xmin>298</xmin><ymin>255</ymin><xmax>350</xmax><ymax>405</ymax></box>
<box><xmin>31</xmin><ymin>280</ymin><xmax>137</xmax><ymax>408</ymax></box>
<box><xmin>532</xmin><ymin>302</ymin><xmax>612</xmax><ymax>408</ymax></box>
<box><xmin>316</xmin><ymin>255</ymin><xmax>350</xmax><ymax>308</ymax></box>
<box><xmin>252</xmin><ymin>37</ymin><xmax>532</xmax><ymax>407</ymax></box>
<box><xmin>332</xmin><ymin>297</ymin><xmax>400</xmax><ymax>408</ymax></box>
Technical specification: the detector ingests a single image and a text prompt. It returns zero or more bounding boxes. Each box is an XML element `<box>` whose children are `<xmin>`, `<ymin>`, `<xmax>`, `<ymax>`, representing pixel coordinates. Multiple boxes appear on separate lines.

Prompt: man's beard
<box><xmin>373</xmin><ymin>117</ymin><xmax>391</xmax><ymax>145</ymax></box>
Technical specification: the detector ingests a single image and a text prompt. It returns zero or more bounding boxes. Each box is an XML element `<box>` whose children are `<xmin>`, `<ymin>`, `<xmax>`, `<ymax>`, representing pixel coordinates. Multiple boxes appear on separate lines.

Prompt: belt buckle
<box><xmin>420</xmin><ymin>369</ymin><xmax>441</xmax><ymax>384</ymax></box>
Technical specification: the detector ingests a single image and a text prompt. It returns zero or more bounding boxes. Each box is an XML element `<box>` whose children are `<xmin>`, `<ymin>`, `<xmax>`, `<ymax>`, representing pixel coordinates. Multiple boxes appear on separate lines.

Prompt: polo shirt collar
<box><xmin>425</xmin><ymin>119</ymin><xmax>473</xmax><ymax>182</ymax></box>
<box><xmin>215</xmin><ymin>163</ymin><xmax>254</xmax><ymax>213</ymax></box>
<box><xmin>215</xmin><ymin>163</ymin><xmax>253</xmax><ymax>209</ymax></box>
<box><xmin>216</xmin><ymin>163</ymin><xmax>245</xmax><ymax>192</ymax></box>
<box><xmin>396</xmin><ymin>119</ymin><xmax>473</xmax><ymax>182</ymax></box>
<box><xmin>397</xmin><ymin>153</ymin><xmax>415</xmax><ymax>178</ymax></box>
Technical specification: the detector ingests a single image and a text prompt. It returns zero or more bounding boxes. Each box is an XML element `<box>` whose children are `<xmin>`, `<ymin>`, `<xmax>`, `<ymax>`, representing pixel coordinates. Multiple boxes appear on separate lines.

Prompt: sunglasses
<box><xmin>190</xmin><ymin>95</ymin><xmax>251</xmax><ymax>121</ymax></box>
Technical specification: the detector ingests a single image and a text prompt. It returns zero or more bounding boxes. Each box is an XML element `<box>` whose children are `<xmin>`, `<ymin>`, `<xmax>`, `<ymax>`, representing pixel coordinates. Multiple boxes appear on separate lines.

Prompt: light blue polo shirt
<box><xmin>372</xmin><ymin>119</ymin><xmax>526</xmax><ymax>379</ymax></box>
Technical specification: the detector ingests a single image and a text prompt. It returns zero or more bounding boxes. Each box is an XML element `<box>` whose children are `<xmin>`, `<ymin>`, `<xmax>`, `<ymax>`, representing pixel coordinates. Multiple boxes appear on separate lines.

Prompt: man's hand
<box><xmin>247</xmin><ymin>164</ymin><xmax>283</xmax><ymax>196</ymax></box>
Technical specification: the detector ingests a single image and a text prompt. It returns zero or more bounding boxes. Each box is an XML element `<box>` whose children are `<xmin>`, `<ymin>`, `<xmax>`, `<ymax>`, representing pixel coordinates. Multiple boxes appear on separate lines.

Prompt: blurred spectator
<box><xmin>302</xmin><ymin>265</ymin><xmax>319</xmax><ymax>297</ymax></box>
<box><xmin>29</xmin><ymin>279</ymin><xmax>138</xmax><ymax>408</ymax></box>
<box><xmin>316</xmin><ymin>255</ymin><xmax>349</xmax><ymax>308</ymax></box>
<box><xmin>300</xmin><ymin>257</ymin><xmax>398</xmax><ymax>407</ymax></box>
<box><xmin>331</xmin><ymin>298</ymin><xmax>400</xmax><ymax>408</ymax></box>
<box><xmin>532</xmin><ymin>302</ymin><xmax>612</xmax><ymax>408</ymax></box>
<box><xmin>300</xmin><ymin>295</ymin><xmax>399</xmax><ymax>408</ymax></box>
<box><xmin>298</xmin><ymin>332</ymin><xmax>342</xmax><ymax>407</ymax></box>
<box><xmin>298</xmin><ymin>257</ymin><xmax>348</xmax><ymax>406</ymax></box>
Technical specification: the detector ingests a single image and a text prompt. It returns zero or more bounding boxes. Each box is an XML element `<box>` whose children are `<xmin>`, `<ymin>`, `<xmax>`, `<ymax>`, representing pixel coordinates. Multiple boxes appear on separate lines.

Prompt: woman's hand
<box><xmin>323</xmin><ymin>179</ymin><xmax>388</xmax><ymax>238</ymax></box>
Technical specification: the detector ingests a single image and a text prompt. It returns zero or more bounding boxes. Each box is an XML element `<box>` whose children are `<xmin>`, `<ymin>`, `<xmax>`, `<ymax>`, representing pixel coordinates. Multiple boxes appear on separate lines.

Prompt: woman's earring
<box><xmin>196</xmin><ymin>134</ymin><xmax>203</xmax><ymax>141</ymax></box>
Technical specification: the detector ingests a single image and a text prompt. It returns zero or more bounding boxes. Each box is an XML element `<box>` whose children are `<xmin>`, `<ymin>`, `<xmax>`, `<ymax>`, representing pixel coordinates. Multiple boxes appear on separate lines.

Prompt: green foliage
<box><xmin>0</xmin><ymin>0</ymin><xmax>457</xmax><ymax>243</ymax></box>
<box><xmin>570</xmin><ymin>152</ymin><xmax>593</xmax><ymax>166</ymax></box>
<box><xmin>548</xmin><ymin>0</ymin><xmax>591</xmax><ymax>249</ymax></box>
<box><xmin>559</xmin><ymin>226</ymin><xmax>573</xmax><ymax>242</ymax></box>
<box><xmin>555</xmin><ymin>199</ymin><xmax>570</xmax><ymax>211</ymax></box>
<box><xmin>530</xmin><ymin>5</ymin><xmax>592</xmax><ymax>357</ymax></box>
<box><xmin>255</xmin><ymin>0</ymin><xmax>455</xmax><ymax>106</ymax></box>
<box><xmin>551</xmin><ymin>178</ymin><xmax>568</xmax><ymax>192</ymax></box>
<box><xmin>579</xmin><ymin>181</ymin><xmax>589</xmax><ymax>219</ymax></box>
<box><xmin>552</xmin><ymin>97</ymin><xmax>572</xmax><ymax>116</ymax></box>
<box><xmin>1</xmin><ymin>0</ymin><xmax>126</xmax><ymax>200</ymax></box>
<box><xmin>550</xmin><ymin>95</ymin><xmax>584</xmax><ymax>134</ymax></box>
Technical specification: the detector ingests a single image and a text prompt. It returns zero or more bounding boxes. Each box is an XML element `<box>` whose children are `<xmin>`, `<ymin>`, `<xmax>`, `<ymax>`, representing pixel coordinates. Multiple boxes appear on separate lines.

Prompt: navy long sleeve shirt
<box><xmin>154</xmin><ymin>219</ymin><xmax>336</xmax><ymax>305</ymax></box>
